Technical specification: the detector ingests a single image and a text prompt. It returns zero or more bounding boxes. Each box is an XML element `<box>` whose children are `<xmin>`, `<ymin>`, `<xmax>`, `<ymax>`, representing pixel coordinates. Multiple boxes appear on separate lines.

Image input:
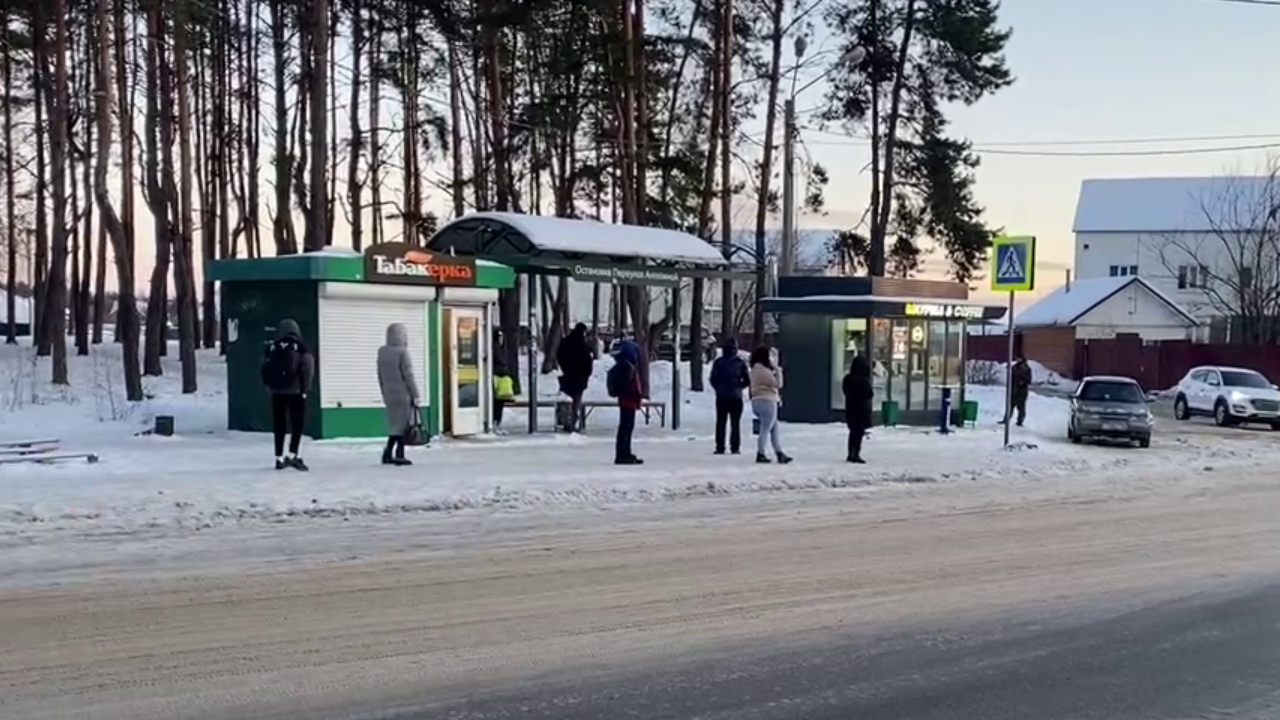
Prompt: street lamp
<box><xmin>780</xmin><ymin>43</ymin><xmax>866</xmax><ymax>277</ymax></box>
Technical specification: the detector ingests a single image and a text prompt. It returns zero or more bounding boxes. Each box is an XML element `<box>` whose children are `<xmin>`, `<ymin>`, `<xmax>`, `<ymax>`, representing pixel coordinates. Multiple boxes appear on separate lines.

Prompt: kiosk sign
<box><xmin>365</xmin><ymin>243</ymin><xmax>476</xmax><ymax>286</ymax></box>
<box><xmin>570</xmin><ymin>263</ymin><xmax>679</xmax><ymax>287</ymax></box>
<box><xmin>903</xmin><ymin>302</ymin><xmax>983</xmax><ymax>320</ymax></box>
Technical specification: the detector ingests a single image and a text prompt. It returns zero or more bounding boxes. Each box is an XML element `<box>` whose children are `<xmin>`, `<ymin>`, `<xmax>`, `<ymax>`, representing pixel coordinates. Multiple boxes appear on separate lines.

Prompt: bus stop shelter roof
<box><xmin>428</xmin><ymin>212</ymin><xmax>728</xmax><ymax>268</ymax></box>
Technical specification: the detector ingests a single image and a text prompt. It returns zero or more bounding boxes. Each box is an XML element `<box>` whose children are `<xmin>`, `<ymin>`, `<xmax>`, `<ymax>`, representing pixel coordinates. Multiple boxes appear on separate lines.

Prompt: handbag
<box><xmin>403</xmin><ymin>406</ymin><xmax>429</xmax><ymax>446</ymax></box>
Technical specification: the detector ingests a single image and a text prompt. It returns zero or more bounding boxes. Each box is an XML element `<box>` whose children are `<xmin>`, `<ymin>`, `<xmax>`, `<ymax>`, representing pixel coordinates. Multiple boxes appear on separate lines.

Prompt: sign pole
<box><xmin>672</xmin><ymin>286</ymin><xmax>682</xmax><ymax>431</ymax></box>
<box><xmin>527</xmin><ymin>274</ymin><xmax>538</xmax><ymax>434</ymax></box>
<box><xmin>1003</xmin><ymin>290</ymin><xmax>1015</xmax><ymax>449</ymax></box>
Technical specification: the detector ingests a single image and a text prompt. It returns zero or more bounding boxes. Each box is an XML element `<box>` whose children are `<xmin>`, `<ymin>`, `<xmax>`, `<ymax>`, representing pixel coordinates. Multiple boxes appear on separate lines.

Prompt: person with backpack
<box><xmin>556</xmin><ymin>323</ymin><xmax>594</xmax><ymax>432</ymax></box>
<box><xmin>709</xmin><ymin>338</ymin><xmax>749</xmax><ymax>455</ymax></box>
<box><xmin>843</xmin><ymin>354</ymin><xmax>874</xmax><ymax>464</ymax></box>
<box><xmin>607</xmin><ymin>339</ymin><xmax>644</xmax><ymax>465</ymax></box>
<box><xmin>377</xmin><ymin>322</ymin><xmax>421</xmax><ymax>466</ymax></box>
<box><xmin>749</xmin><ymin>346</ymin><xmax>792</xmax><ymax>464</ymax></box>
<box><xmin>493</xmin><ymin>362</ymin><xmax>515</xmax><ymax>434</ymax></box>
<box><xmin>261</xmin><ymin>318</ymin><xmax>315</xmax><ymax>470</ymax></box>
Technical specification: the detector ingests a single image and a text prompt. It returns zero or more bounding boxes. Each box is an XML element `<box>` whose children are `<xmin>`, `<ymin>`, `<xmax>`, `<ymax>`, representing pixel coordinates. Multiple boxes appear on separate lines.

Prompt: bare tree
<box><xmin>1156</xmin><ymin>160</ymin><xmax>1280</xmax><ymax>345</ymax></box>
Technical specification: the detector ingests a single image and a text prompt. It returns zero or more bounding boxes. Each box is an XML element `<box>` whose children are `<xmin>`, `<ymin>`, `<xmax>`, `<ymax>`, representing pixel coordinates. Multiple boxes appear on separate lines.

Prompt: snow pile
<box><xmin>965</xmin><ymin>359</ymin><xmax>1071</xmax><ymax>389</ymax></box>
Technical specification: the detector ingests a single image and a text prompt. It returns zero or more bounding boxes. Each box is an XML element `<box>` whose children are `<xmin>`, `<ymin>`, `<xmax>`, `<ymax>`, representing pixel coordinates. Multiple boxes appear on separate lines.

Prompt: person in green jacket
<box><xmin>493</xmin><ymin>363</ymin><xmax>516</xmax><ymax>434</ymax></box>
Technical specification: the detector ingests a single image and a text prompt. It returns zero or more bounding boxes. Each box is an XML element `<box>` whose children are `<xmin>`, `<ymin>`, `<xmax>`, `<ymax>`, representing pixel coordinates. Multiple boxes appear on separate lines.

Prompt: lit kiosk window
<box><xmin>763</xmin><ymin>277</ymin><xmax>999</xmax><ymax>427</ymax></box>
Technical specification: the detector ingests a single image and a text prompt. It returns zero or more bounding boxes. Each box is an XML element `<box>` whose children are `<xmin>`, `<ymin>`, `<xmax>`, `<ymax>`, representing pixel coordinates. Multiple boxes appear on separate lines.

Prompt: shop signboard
<box><xmin>364</xmin><ymin>243</ymin><xmax>477</xmax><ymax>286</ymax></box>
<box><xmin>569</xmin><ymin>262</ymin><xmax>680</xmax><ymax>287</ymax></box>
<box><xmin>903</xmin><ymin>302</ymin><xmax>984</xmax><ymax>320</ymax></box>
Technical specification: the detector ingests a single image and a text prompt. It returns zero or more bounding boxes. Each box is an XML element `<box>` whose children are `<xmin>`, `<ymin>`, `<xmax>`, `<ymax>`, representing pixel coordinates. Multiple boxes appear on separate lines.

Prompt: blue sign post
<box><xmin>990</xmin><ymin>236</ymin><xmax>1036</xmax><ymax>448</ymax></box>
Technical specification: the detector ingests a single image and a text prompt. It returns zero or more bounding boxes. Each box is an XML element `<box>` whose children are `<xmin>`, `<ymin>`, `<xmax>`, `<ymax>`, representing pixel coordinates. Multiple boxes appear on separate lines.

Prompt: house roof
<box><xmin>430</xmin><ymin>212</ymin><xmax>727</xmax><ymax>266</ymax></box>
<box><xmin>1014</xmin><ymin>276</ymin><xmax>1197</xmax><ymax>328</ymax></box>
<box><xmin>1072</xmin><ymin>176</ymin><xmax>1278</xmax><ymax>233</ymax></box>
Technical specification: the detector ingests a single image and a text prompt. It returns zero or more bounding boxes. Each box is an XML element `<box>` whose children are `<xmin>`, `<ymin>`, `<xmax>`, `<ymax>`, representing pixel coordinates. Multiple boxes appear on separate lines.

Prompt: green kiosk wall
<box><xmin>211</xmin><ymin>247</ymin><xmax>515</xmax><ymax>440</ymax></box>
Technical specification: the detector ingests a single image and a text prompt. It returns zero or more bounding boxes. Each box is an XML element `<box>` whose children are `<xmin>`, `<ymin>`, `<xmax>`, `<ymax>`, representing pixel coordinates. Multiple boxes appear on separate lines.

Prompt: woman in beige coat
<box><xmin>748</xmin><ymin>346</ymin><xmax>792</xmax><ymax>464</ymax></box>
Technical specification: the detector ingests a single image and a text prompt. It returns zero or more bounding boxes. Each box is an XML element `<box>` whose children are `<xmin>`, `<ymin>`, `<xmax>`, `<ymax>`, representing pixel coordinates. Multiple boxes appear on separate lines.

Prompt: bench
<box><xmin>506</xmin><ymin>399</ymin><xmax>668</xmax><ymax>430</ymax></box>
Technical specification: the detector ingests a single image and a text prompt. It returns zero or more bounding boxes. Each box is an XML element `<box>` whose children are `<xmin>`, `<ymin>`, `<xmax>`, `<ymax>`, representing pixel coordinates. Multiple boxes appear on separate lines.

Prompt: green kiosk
<box><xmin>209</xmin><ymin>243</ymin><xmax>516</xmax><ymax>440</ymax></box>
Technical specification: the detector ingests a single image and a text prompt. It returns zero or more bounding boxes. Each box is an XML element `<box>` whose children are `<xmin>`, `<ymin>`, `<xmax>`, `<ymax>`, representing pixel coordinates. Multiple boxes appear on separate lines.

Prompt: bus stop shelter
<box><xmin>426</xmin><ymin>211</ymin><xmax>754</xmax><ymax>432</ymax></box>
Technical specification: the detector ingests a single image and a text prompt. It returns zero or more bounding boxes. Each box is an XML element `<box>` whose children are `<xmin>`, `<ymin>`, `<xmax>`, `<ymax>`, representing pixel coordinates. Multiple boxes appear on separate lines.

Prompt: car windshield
<box><xmin>1078</xmin><ymin>381</ymin><xmax>1144</xmax><ymax>403</ymax></box>
<box><xmin>1221</xmin><ymin>370</ymin><xmax>1271</xmax><ymax>389</ymax></box>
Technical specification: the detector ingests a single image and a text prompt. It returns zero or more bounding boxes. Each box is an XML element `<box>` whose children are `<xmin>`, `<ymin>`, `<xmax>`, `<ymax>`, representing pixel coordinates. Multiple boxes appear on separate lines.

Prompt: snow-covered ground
<box><xmin>2</xmin><ymin>340</ymin><xmax>1278</xmax><ymax>557</ymax></box>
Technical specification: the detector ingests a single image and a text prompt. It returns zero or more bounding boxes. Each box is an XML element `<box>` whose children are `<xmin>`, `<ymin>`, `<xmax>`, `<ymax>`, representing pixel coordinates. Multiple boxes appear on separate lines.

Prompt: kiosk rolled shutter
<box><xmin>319</xmin><ymin>298</ymin><xmax>429</xmax><ymax>408</ymax></box>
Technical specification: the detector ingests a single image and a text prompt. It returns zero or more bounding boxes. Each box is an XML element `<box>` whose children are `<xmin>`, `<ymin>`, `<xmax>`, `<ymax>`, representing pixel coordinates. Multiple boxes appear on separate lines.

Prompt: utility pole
<box><xmin>780</xmin><ymin>98</ymin><xmax>796</xmax><ymax>277</ymax></box>
<box><xmin>719</xmin><ymin>0</ymin><xmax>734</xmax><ymax>339</ymax></box>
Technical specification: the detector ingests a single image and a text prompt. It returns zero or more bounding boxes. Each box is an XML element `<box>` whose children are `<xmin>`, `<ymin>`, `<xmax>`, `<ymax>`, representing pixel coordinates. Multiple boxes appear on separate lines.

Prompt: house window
<box><xmin>1109</xmin><ymin>265</ymin><xmax>1139</xmax><ymax>277</ymax></box>
<box><xmin>1177</xmin><ymin>265</ymin><xmax>1209</xmax><ymax>289</ymax></box>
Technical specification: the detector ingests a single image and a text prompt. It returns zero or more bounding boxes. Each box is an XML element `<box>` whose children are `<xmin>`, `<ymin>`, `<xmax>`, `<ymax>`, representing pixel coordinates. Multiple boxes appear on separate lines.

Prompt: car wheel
<box><xmin>1214</xmin><ymin>400</ymin><xmax>1235</xmax><ymax>427</ymax></box>
<box><xmin>1173</xmin><ymin>395</ymin><xmax>1191</xmax><ymax>420</ymax></box>
<box><xmin>1069</xmin><ymin>422</ymin><xmax>1081</xmax><ymax>444</ymax></box>
<box><xmin>1271</xmin><ymin>422</ymin><xmax>1280</xmax><ymax>432</ymax></box>
<box><xmin>1137</xmin><ymin>435</ymin><xmax>1151</xmax><ymax>449</ymax></box>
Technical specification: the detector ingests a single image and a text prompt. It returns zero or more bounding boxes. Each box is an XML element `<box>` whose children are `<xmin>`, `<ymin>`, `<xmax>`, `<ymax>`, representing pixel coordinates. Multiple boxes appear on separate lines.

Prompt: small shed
<box><xmin>1014</xmin><ymin>276</ymin><xmax>1198</xmax><ymax>376</ymax></box>
<box><xmin>427</xmin><ymin>212</ymin><xmax>746</xmax><ymax>431</ymax></box>
<box><xmin>209</xmin><ymin>246</ymin><xmax>515</xmax><ymax>440</ymax></box>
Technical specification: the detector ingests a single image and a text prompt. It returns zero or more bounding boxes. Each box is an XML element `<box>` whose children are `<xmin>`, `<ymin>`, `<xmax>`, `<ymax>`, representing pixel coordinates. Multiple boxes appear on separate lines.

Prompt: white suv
<box><xmin>1173</xmin><ymin>366</ymin><xmax>1280</xmax><ymax>429</ymax></box>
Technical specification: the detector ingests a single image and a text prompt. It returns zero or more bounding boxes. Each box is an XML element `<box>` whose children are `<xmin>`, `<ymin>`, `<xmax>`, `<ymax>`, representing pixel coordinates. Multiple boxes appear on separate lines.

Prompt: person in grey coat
<box><xmin>377</xmin><ymin>323</ymin><xmax>422</xmax><ymax>466</ymax></box>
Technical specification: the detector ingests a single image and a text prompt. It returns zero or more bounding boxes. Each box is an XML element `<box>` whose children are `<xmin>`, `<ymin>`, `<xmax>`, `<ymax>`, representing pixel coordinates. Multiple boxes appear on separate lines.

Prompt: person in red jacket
<box><xmin>607</xmin><ymin>339</ymin><xmax>645</xmax><ymax>465</ymax></box>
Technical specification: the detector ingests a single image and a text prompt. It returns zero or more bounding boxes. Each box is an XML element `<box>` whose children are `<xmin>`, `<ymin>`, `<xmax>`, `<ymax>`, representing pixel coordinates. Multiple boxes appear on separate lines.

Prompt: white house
<box><xmin>1072</xmin><ymin>176</ymin><xmax>1280</xmax><ymax>342</ymax></box>
<box><xmin>1015</xmin><ymin>275</ymin><xmax>1198</xmax><ymax>341</ymax></box>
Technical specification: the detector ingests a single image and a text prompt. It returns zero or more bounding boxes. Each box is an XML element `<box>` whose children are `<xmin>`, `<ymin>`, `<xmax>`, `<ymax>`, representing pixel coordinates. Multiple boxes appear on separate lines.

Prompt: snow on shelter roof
<box><xmin>434</xmin><ymin>212</ymin><xmax>727</xmax><ymax>266</ymax></box>
<box><xmin>1014</xmin><ymin>276</ymin><xmax>1197</xmax><ymax>328</ymax></box>
<box><xmin>1073</xmin><ymin>176</ymin><xmax>1278</xmax><ymax>233</ymax></box>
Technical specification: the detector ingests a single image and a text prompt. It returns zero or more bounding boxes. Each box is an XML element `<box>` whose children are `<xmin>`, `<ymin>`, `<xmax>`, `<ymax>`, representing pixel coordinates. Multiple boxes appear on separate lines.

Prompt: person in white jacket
<box><xmin>748</xmin><ymin>346</ymin><xmax>793</xmax><ymax>464</ymax></box>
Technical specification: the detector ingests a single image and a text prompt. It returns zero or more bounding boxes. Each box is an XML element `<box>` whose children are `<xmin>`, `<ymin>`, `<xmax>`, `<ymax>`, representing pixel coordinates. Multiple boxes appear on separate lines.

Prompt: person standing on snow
<box><xmin>607</xmin><ymin>339</ymin><xmax>645</xmax><ymax>465</ymax></box>
<box><xmin>843</xmin><ymin>354</ymin><xmax>874</xmax><ymax>464</ymax></box>
<box><xmin>1003</xmin><ymin>355</ymin><xmax>1033</xmax><ymax>427</ymax></box>
<box><xmin>377</xmin><ymin>322</ymin><xmax>422</xmax><ymax>466</ymax></box>
<box><xmin>556</xmin><ymin>323</ymin><xmax>595</xmax><ymax>432</ymax></box>
<box><xmin>492</xmin><ymin>362</ymin><xmax>515</xmax><ymax>434</ymax></box>
<box><xmin>709</xmin><ymin>338</ymin><xmax>749</xmax><ymax>455</ymax></box>
<box><xmin>749</xmin><ymin>346</ymin><xmax>792</xmax><ymax>464</ymax></box>
<box><xmin>261</xmin><ymin>318</ymin><xmax>315</xmax><ymax>471</ymax></box>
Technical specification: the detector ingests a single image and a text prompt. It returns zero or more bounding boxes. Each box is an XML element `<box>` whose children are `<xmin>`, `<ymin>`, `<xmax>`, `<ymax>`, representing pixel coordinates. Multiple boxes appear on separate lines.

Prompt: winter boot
<box><xmin>848</xmin><ymin>456</ymin><xmax>866</xmax><ymax>464</ymax></box>
<box><xmin>392</xmin><ymin>441</ymin><xmax>412</xmax><ymax>466</ymax></box>
<box><xmin>275</xmin><ymin>457</ymin><xmax>288</xmax><ymax>470</ymax></box>
<box><xmin>756</xmin><ymin>453</ymin><xmax>771</xmax><ymax>464</ymax></box>
<box><xmin>289</xmin><ymin>456</ymin><xmax>310</xmax><ymax>472</ymax></box>
<box><xmin>777</xmin><ymin>453</ymin><xmax>794</xmax><ymax>465</ymax></box>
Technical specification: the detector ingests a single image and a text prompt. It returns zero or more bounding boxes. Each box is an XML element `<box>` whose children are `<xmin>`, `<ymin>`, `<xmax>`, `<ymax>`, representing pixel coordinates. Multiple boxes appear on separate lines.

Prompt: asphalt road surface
<box><xmin>4</xmin><ymin>465</ymin><xmax>1280</xmax><ymax>720</ymax></box>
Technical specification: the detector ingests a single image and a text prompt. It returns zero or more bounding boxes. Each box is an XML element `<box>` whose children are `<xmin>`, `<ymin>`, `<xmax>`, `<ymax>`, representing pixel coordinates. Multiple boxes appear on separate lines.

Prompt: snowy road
<box><xmin>3</xmin><ymin>462</ymin><xmax>1279</xmax><ymax>719</ymax></box>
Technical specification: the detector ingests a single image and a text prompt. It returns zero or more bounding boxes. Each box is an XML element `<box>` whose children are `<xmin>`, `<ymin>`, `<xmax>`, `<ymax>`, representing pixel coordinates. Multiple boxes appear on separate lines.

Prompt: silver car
<box><xmin>1068</xmin><ymin>376</ymin><xmax>1154</xmax><ymax>448</ymax></box>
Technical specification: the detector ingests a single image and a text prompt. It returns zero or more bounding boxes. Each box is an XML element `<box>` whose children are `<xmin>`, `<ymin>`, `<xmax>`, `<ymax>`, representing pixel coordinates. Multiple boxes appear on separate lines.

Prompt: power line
<box><xmin>967</xmin><ymin>142</ymin><xmax>1280</xmax><ymax>157</ymax></box>
<box><xmin>1194</xmin><ymin>0</ymin><xmax>1280</xmax><ymax>6</ymax></box>
<box><xmin>799</xmin><ymin>125</ymin><xmax>1280</xmax><ymax>148</ymax></box>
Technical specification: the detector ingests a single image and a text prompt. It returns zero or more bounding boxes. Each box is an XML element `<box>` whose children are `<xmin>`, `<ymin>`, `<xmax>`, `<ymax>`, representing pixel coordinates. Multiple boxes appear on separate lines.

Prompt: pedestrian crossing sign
<box><xmin>990</xmin><ymin>236</ymin><xmax>1036</xmax><ymax>292</ymax></box>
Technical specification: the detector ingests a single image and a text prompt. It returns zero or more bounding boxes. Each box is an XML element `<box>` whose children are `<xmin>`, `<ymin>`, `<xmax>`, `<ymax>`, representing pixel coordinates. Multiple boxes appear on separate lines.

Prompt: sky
<box><xmin>782</xmin><ymin>0</ymin><xmax>1280</xmax><ymax>304</ymax></box>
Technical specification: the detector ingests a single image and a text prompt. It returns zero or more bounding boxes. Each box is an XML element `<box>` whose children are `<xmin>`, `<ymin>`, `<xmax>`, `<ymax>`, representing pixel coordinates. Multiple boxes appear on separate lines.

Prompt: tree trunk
<box><xmin>368</xmin><ymin>14</ymin><xmax>382</xmax><ymax>246</ymax></box>
<box><xmin>483</xmin><ymin>4</ymin><xmax>520</xmax><ymax>387</ymax></box>
<box><xmin>32</xmin><ymin>8</ymin><xmax>49</xmax><ymax>355</ymax></box>
<box><xmin>346</xmin><ymin>0</ymin><xmax>364</xmax><ymax>250</ymax></box>
<box><xmin>48</xmin><ymin>0</ymin><xmax>72</xmax><ymax>384</ymax></box>
<box><xmin>115</xmin><ymin>0</ymin><xmax>138</xmax><ymax>344</ymax></box>
<box><xmin>97</xmin><ymin>0</ymin><xmax>143</xmax><ymax>401</ymax></box>
<box><xmin>76</xmin><ymin>22</ymin><xmax>94</xmax><ymax>356</ymax></box>
<box><xmin>3</xmin><ymin>7</ymin><xmax>16</xmax><ymax>346</ymax></box>
<box><xmin>143</xmin><ymin>0</ymin><xmax>172</xmax><ymax>375</ymax></box>
<box><xmin>872</xmin><ymin>0</ymin><xmax>916</xmax><ymax>275</ymax></box>
<box><xmin>750</xmin><ymin>0</ymin><xmax>786</xmax><ymax>343</ymax></box>
<box><xmin>270</xmin><ymin>1</ymin><xmax>296</xmax><ymax>254</ymax></box>
<box><xmin>174</xmin><ymin>10</ymin><xmax>198</xmax><ymax>393</ymax></box>
<box><xmin>447</xmin><ymin>42</ymin><xmax>465</xmax><ymax>218</ymax></box>
<box><xmin>306</xmin><ymin>0</ymin><xmax>328</xmax><ymax>251</ymax></box>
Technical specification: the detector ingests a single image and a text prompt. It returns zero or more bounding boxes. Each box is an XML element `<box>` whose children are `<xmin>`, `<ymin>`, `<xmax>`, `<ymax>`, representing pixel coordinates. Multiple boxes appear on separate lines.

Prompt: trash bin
<box><xmin>962</xmin><ymin>400</ymin><xmax>979</xmax><ymax>428</ymax></box>
<box><xmin>880</xmin><ymin>400</ymin><xmax>900</xmax><ymax>427</ymax></box>
<box><xmin>939</xmin><ymin>387</ymin><xmax>953</xmax><ymax>434</ymax></box>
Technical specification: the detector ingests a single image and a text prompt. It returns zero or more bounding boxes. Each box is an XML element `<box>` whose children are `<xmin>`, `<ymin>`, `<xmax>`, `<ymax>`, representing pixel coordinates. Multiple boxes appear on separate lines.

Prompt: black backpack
<box><xmin>261</xmin><ymin>339</ymin><xmax>301</xmax><ymax>392</ymax></box>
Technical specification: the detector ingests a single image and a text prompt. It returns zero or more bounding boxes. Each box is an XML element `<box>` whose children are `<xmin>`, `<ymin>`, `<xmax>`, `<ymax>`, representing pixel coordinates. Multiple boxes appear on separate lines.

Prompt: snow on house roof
<box><xmin>1073</xmin><ymin>176</ymin><xmax>1277</xmax><ymax>233</ymax></box>
<box><xmin>445</xmin><ymin>212</ymin><xmax>727</xmax><ymax>265</ymax></box>
<box><xmin>1014</xmin><ymin>276</ymin><xmax>1196</xmax><ymax>328</ymax></box>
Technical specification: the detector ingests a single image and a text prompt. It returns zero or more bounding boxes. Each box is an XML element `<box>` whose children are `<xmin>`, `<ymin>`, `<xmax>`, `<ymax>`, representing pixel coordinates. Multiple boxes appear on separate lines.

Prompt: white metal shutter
<box><xmin>318</xmin><ymin>297</ymin><xmax>429</xmax><ymax>409</ymax></box>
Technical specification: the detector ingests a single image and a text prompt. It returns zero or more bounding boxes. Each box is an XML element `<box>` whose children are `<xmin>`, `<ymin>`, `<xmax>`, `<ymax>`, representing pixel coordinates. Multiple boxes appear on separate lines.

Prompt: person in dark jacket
<box><xmin>609</xmin><ymin>339</ymin><xmax>645</xmax><ymax>465</ymax></box>
<box><xmin>1003</xmin><ymin>355</ymin><xmax>1033</xmax><ymax>426</ymax></box>
<box><xmin>261</xmin><ymin>318</ymin><xmax>315</xmax><ymax>471</ymax></box>
<box><xmin>709</xmin><ymin>339</ymin><xmax>749</xmax><ymax>455</ymax></box>
<box><xmin>556</xmin><ymin>323</ymin><xmax>595</xmax><ymax>432</ymax></box>
<box><xmin>843</xmin><ymin>355</ymin><xmax>874</xmax><ymax>463</ymax></box>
